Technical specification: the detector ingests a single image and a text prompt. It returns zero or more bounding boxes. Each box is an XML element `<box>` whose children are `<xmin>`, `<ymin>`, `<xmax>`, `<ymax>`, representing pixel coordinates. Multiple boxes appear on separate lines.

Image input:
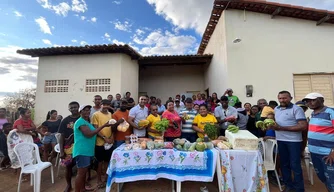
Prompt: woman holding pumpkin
<box><xmin>162</xmin><ymin>100</ymin><xmax>182</xmax><ymax>142</ymax></box>
<box><xmin>147</xmin><ymin>105</ymin><xmax>162</xmax><ymax>140</ymax></box>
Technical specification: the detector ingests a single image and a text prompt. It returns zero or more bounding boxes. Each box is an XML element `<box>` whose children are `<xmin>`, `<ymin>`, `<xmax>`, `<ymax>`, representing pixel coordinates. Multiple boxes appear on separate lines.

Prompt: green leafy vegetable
<box><xmin>154</xmin><ymin>118</ymin><xmax>169</xmax><ymax>132</ymax></box>
<box><xmin>204</xmin><ymin>123</ymin><xmax>218</xmax><ymax>140</ymax></box>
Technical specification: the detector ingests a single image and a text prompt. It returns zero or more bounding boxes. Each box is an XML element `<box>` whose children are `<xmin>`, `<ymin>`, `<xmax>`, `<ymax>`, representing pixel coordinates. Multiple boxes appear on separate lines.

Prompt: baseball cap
<box><xmin>295</xmin><ymin>101</ymin><xmax>306</xmax><ymax>107</ymax></box>
<box><xmin>175</xmin><ymin>99</ymin><xmax>180</xmax><ymax>102</ymax></box>
<box><xmin>237</xmin><ymin>108</ymin><xmax>245</xmax><ymax>112</ymax></box>
<box><xmin>302</xmin><ymin>93</ymin><xmax>324</xmax><ymax>102</ymax></box>
<box><xmin>185</xmin><ymin>98</ymin><xmax>193</xmax><ymax>103</ymax></box>
<box><xmin>220</xmin><ymin>96</ymin><xmax>228</xmax><ymax>101</ymax></box>
<box><xmin>79</xmin><ymin>105</ymin><xmax>92</xmax><ymax>112</ymax></box>
<box><xmin>227</xmin><ymin>88</ymin><xmax>233</xmax><ymax>92</ymax></box>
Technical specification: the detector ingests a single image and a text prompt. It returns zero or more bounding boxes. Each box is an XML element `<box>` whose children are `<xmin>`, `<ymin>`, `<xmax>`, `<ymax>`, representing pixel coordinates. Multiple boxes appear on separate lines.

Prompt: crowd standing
<box><xmin>0</xmin><ymin>89</ymin><xmax>334</xmax><ymax>192</ymax></box>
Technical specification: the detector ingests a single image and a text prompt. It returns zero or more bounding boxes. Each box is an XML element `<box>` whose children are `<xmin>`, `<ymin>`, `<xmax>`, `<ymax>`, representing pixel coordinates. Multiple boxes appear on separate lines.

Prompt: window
<box><xmin>86</xmin><ymin>78</ymin><xmax>111</xmax><ymax>92</ymax></box>
<box><xmin>293</xmin><ymin>74</ymin><xmax>334</xmax><ymax>105</ymax></box>
<box><xmin>44</xmin><ymin>80</ymin><xmax>69</xmax><ymax>93</ymax></box>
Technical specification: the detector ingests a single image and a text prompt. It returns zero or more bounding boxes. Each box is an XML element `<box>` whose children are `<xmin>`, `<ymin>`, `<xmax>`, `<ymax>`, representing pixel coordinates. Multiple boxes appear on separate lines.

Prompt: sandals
<box><xmin>84</xmin><ymin>184</ymin><xmax>95</xmax><ymax>191</ymax></box>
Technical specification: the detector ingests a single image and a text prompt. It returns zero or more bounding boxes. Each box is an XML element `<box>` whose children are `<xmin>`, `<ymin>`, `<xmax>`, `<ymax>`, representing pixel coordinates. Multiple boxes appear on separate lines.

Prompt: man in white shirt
<box><xmin>174</xmin><ymin>99</ymin><xmax>184</xmax><ymax>114</ymax></box>
<box><xmin>214</xmin><ymin>96</ymin><xmax>238</xmax><ymax>136</ymax></box>
<box><xmin>175</xmin><ymin>94</ymin><xmax>185</xmax><ymax>107</ymax></box>
<box><xmin>128</xmin><ymin>96</ymin><xmax>149</xmax><ymax>137</ymax></box>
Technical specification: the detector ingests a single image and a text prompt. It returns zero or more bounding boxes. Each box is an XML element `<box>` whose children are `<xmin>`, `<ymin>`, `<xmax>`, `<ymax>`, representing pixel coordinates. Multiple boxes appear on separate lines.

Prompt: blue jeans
<box><xmin>277</xmin><ymin>141</ymin><xmax>304</xmax><ymax>192</ymax></box>
<box><xmin>115</xmin><ymin>140</ymin><xmax>125</xmax><ymax>148</ymax></box>
<box><xmin>75</xmin><ymin>155</ymin><xmax>92</xmax><ymax>168</ymax></box>
<box><xmin>181</xmin><ymin>132</ymin><xmax>198</xmax><ymax>143</ymax></box>
<box><xmin>311</xmin><ymin>153</ymin><xmax>334</xmax><ymax>191</ymax></box>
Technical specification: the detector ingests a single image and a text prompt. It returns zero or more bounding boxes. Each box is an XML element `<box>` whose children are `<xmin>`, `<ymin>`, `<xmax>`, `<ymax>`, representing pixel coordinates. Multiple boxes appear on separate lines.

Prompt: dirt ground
<box><xmin>0</xmin><ymin>160</ymin><xmax>327</xmax><ymax>192</ymax></box>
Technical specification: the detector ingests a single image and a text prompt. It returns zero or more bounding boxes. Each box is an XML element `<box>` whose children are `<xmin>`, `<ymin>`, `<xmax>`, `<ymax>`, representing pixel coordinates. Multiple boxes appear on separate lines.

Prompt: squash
<box><xmin>117</xmin><ymin>121</ymin><xmax>130</xmax><ymax>132</ymax></box>
<box><xmin>138</xmin><ymin>120</ymin><xmax>150</xmax><ymax>127</ymax></box>
<box><xmin>140</xmin><ymin>141</ymin><xmax>147</xmax><ymax>150</ymax></box>
<box><xmin>147</xmin><ymin>141</ymin><xmax>155</xmax><ymax>150</ymax></box>
<box><xmin>108</xmin><ymin>119</ymin><xmax>117</xmax><ymax>124</ymax></box>
<box><xmin>183</xmin><ymin>142</ymin><xmax>192</xmax><ymax>151</ymax></box>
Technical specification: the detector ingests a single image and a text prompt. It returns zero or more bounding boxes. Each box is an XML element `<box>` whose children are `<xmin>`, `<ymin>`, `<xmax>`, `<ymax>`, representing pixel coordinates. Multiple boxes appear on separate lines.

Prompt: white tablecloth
<box><xmin>106</xmin><ymin>144</ymin><xmax>218</xmax><ymax>192</ymax></box>
<box><xmin>219</xmin><ymin>149</ymin><xmax>268</xmax><ymax>192</ymax></box>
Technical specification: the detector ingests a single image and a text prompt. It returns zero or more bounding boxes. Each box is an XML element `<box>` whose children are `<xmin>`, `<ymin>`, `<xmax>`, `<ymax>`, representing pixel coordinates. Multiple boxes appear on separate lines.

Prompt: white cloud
<box><xmin>36</xmin><ymin>0</ymin><xmax>87</xmax><ymax>17</ymax></box>
<box><xmin>35</xmin><ymin>17</ymin><xmax>52</xmax><ymax>35</ymax></box>
<box><xmin>90</xmin><ymin>17</ymin><xmax>97</xmax><ymax>22</ymax></box>
<box><xmin>80</xmin><ymin>41</ymin><xmax>87</xmax><ymax>45</ymax></box>
<box><xmin>113</xmin><ymin>1</ymin><xmax>122</xmax><ymax>5</ymax></box>
<box><xmin>51</xmin><ymin>26</ymin><xmax>55</xmax><ymax>29</ymax></box>
<box><xmin>112</xmin><ymin>39</ymin><xmax>125</xmax><ymax>45</ymax></box>
<box><xmin>147</xmin><ymin>0</ymin><xmax>213</xmax><ymax>34</ymax></box>
<box><xmin>132</xmin><ymin>29</ymin><xmax>196</xmax><ymax>55</ymax></box>
<box><xmin>71</xmin><ymin>39</ymin><xmax>78</xmax><ymax>43</ymax></box>
<box><xmin>111</xmin><ymin>20</ymin><xmax>132</xmax><ymax>32</ymax></box>
<box><xmin>0</xmin><ymin>46</ymin><xmax>38</xmax><ymax>94</ymax></box>
<box><xmin>136</xmin><ymin>29</ymin><xmax>145</xmax><ymax>36</ymax></box>
<box><xmin>80</xmin><ymin>16</ymin><xmax>86</xmax><ymax>20</ymax></box>
<box><xmin>42</xmin><ymin>39</ymin><xmax>52</xmax><ymax>45</ymax></box>
<box><xmin>71</xmin><ymin>0</ymin><xmax>88</xmax><ymax>13</ymax></box>
<box><xmin>14</xmin><ymin>11</ymin><xmax>23</xmax><ymax>17</ymax></box>
<box><xmin>103</xmin><ymin>33</ymin><xmax>111</xmax><ymax>42</ymax></box>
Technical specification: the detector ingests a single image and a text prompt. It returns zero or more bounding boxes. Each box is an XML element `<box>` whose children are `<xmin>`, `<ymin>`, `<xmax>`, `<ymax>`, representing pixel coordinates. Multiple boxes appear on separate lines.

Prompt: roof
<box><xmin>138</xmin><ymin>54</ymin><xmax>213</xmax><ymax>66</ymax></box>
<box><xmin>198</xmin><ymin>0</ymin><xmax>334</xmax><ymax>54</ymax></box>
<box><xmin>17</xmin><ymin>44</ymin><xmax>141</xmax><ymax>60</ymax></box>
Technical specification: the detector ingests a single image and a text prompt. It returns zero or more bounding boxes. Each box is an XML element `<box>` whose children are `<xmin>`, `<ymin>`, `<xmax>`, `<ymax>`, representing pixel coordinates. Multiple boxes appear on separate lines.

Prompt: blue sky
<box><xmin>0</xmin><ymin>0</ymin><xmax>334</xmax><ymax>102</ymax></box>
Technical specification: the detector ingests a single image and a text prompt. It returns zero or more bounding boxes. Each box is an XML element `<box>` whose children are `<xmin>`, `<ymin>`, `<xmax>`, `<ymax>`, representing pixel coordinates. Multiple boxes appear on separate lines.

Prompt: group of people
<box><xmin>0</xmin><ymin>89</ymin><xmax>333</xmax><ymax>192</ymax></box>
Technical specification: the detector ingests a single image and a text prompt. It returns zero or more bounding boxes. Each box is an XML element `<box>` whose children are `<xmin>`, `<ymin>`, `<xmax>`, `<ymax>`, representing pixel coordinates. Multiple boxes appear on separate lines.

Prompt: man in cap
<box><xmin>174</xmin><ymin>99</ymin><xmax>184</xmax><ymax>114</ymax></box>
<box><xmin>224</xmin><ymin>88</ymin><xmax>240</xmax><ymax>107</ymax></box>
<box><xmin>303</xmin><ymin>93</ymin><xmax>334</xmax><ymax>192</ymax></box>
<box><xmin>214</xmin><ymin>96</ymin><xmax>238</xmax><ymax>136</ymax></box>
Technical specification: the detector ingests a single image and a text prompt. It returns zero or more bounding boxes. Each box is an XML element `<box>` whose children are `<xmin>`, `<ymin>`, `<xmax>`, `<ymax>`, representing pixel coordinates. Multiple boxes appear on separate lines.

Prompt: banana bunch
<box><xmin>182</xmin><ymin>113</ymin><xmax>190</xmax><ymax>120</ymax></box>
<box><xmin>256</xmin><ymin>119</ymin><xmax>276</xmax><ymax>131</ymax></box>
<box><xmin>227</xmin><ymin>125</ymin><xmax>239</xmax><ymax>133</ymax></box>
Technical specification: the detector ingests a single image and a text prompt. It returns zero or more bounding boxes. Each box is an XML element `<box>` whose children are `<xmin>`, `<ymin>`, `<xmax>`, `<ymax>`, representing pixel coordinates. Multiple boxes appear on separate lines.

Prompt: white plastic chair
<box><xmin>54</xmin><ymin>133</ymin><xmax>61</xmax><ymax>167</ymax></box>
<box><xmin>304</xmin><ymin>147</ymin><xmax>314</xmax><ymax>185</ymax></box>
<box><xmin>54</xmin><ymin>144</ymin><xmax>62</xmax><ymax>177</ymax></box>
<box><xmin>14</xmin><ymin>142</ymin><xmax>54</xmax><ymax>192</ymax></box>
<box><xmin>259</xmin><ymin>138</ymin><xmax>283</xmax><ymax>192</ymax></box>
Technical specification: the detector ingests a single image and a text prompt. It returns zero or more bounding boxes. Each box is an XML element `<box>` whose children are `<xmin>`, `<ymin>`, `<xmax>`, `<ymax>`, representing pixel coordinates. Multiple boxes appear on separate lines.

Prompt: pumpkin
<box><xmin>140</xmin><ymin>141</ymin><xmax>147</xmax><ymax>150</ymax></box>
<box><xmin>117</xmin><ymin>121</ymin><xmax>130</xmax><ymax>132</ymax></box>
<box><xmin>108</xmin><ymin>119</ymin><xmax>117</xmax><ymax>124</ymax></box>
<box><xmin>138</xmin><ymin>120</ymin><xmax>150</xmax><ymax>127</ymax></box>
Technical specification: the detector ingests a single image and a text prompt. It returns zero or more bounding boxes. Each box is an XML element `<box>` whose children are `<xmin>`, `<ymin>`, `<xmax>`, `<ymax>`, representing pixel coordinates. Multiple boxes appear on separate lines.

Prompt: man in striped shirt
<box><xmin>303</xmin><ymin>93</ymin><xmax>334</xmax><ymax>192</ymax></box>
<box><xmin>179</xmin><ymin>98</ymin><xmax>198</xmax><ymax>142</ymax></box>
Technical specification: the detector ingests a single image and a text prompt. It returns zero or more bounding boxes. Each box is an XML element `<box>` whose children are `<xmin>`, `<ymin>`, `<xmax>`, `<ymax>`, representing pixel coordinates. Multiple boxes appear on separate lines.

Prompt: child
<box><xmin>0</xmin><ymin>123</ymin><xmax>12</xmax><ymax>169</ymax></box>
<box><xmin>146</xmin><ymin>105</ymin><xmax>162</xmax><ymax>141</ymax></box>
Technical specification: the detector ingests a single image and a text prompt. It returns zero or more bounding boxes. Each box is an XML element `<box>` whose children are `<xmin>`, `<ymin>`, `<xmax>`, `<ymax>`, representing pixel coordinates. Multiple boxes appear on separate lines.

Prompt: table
<box><xmin>218</xmin><ymin>149</ymin><xmax>269</xmax><ymax>192</ymax></box>
<box><xmin>106</xmin><ymin>144</ymin><xmax>219</xmax><ymax>192</ymax></box>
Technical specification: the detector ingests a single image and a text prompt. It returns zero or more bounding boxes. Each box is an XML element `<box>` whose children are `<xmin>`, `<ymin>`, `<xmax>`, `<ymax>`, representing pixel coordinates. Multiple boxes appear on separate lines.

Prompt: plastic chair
<box><xmin>54</xmin><ymin>133</ymin><xmax>61</xmax><ymax>167</ymax></box>
<box><xmin>14</xmin><ymin>142</ymin><xmax>54</xmax><ymax>192</ymax></box>
<box><xmin>304</xmin><ymin>147</ymin><xmax>314</xmax><ymax>185</ymax></box>
<box><xmin>54</xmin><ymin>144</ymin><xmax>62</xmax><ymax>177</ymax></box>
<box><xmin>259</xmin><ymin>138</ymin><xmax>283</xmax><ymax>192</ymax></box>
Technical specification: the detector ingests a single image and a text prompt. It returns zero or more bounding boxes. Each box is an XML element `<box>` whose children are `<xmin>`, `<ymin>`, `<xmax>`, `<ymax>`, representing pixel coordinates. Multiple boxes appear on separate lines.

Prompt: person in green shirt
<box><xmin>224</xmin><ymin>88</ymin><xmax>240</xmax><ymax>107</ymax></box>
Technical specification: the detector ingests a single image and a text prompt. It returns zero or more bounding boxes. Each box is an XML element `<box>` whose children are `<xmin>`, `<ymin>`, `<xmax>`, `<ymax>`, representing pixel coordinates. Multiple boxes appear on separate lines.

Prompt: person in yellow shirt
<box><xmin>192</xmin><ymin>104</ymin><xmax>218</xmax><ymax>138</ymax></box>
<box><xmin>260</xmin><ymin>100</ymin><xmax>278</xmax><ymax>118</ymax></box>
<box><xmin>147</xmin><ymin>105</ymin><xmax>161</xmax><ymax>140</ymax></box>
<box><xmin>91</xmin><ymin>99</ymin><xmax>123</xmax><ymax>189</ymax></box>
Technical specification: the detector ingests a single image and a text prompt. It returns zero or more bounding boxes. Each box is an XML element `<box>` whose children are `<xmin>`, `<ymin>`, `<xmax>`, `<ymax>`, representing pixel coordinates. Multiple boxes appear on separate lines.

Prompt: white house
<box><xmin>18</xmin><ymin>0</ymin><xmax>334</xmax><ymax>123</ymax></box>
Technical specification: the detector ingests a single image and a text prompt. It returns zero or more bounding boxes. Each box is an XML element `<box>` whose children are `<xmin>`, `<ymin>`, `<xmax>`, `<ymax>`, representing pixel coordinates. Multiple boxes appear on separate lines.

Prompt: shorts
<box><xmin>75</xmin><ymin>155</ymin><xmax>92</xmax><ymax>168</ymax></box>
<box><xmin>95</xmin><ymin>145</ymin><xmax>113</xmax><ymax>162</ymax></box>
<box><xmin>42</xmin><ymin>134</ymin><xmax>57</xmax><ymax>144</ymax></box>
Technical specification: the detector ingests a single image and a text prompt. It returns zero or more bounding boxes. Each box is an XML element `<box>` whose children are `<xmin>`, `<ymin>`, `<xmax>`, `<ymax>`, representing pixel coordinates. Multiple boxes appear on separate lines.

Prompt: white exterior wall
<box><xmin>204</xmin><ymin>12</ymin><xmax>229</xmax><ymax>97</ymax></box>
<box><xmin>139</xmin><ymin>65</ymin><xmax>205</xmax><ymax>102</ymax></box>
<box><xmin>35</xmin><ymin>54</ymin><xmax>137</xmax><ymax>124</ymax></box>
<box><xmin>120</xmin><ymin>54</ymin><xmax>139</xmax><ymax>101</ymax></box>
<box><xmin>206</xmin><ymin>9</ymin><xmax>334</xmax><ymax>104</ymax></box>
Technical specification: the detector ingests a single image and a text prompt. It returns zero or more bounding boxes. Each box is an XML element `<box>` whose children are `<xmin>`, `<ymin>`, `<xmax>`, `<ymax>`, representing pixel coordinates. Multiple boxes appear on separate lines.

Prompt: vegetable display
<box><xmin>154</xmin><ymin>118</ymin><xmax>169</xmax><ymax>132</ymax></box>
<box><xmin>227</xmin><ymin>125</ymin><xmax>239</xmax><ymax>133</ymax></box>
<box><xmin>138</xmin><ymin>120</ymin><xmax>150</xmax><ymax>127</ymax></box>
<box><xmin>204</xmin><ymin>123</ymin><xmax>218</xmax><ymax>140</ymax></box>
<box><xmin>117</xmin><ymin>121</ymin><xmax>130</xmax><ymax>132</ymax></box>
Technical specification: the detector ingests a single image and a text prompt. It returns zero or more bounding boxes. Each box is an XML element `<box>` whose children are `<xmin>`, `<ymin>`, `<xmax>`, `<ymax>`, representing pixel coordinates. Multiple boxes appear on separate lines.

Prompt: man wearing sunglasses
<box><xmin>214</xmin><ymin>96</ymin><xmax>238</xmax><ymax>136</ymax></box>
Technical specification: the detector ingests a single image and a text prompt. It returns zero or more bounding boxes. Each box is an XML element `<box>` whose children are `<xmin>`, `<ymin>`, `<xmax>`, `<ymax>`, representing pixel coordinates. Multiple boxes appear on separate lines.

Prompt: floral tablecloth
<box><xmin>219</xmin><ymin>149</ymin><xmax>268</xmax><ymax>192</ymax></box>
<box><xmin>106</xmin><ymin>144</ymin><xmax>218</xmax><ymax>192</ymax></box>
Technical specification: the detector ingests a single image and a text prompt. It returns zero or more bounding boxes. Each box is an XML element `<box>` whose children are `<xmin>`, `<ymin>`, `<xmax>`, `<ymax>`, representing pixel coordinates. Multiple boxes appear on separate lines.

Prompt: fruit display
<box><xmin>227</xmin><ymin>125</ymin><xmax>239</xmax><ymax>133</ymax></box>
<box><xmin>138</xmin><ymin>119</ymin><xmax>150</xmax><ymax>127</ymax></box>
<box><xmin>256</xmin><ymin>119</ymin><xmax>276</xmax><ymax>130</ymax></box>
<box><xmin>117</xmin><ymin>121</ymin><xmax>130</xmax><ymax>132</ymax></box>
<box><xmin>154</xmin><ymin>118</ymin><xmax>169</xmax><ymax>132</ymax></box>
<box><xmin>204</xmin><ymin>123</ymin><xmax>218</xmax><ymax>140</ymax></box>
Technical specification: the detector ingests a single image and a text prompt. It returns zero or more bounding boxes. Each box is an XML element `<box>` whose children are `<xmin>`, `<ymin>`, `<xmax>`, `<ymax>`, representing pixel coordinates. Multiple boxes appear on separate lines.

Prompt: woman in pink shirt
<box><xmin>193</xmin><ymin>93</ymin><xmax>206</xmax><ymax>105</ymax></box>
<box><xmin>162</xmin><ymin>100</ymin><xmax>181</xmax><ymax>141</ymax></box>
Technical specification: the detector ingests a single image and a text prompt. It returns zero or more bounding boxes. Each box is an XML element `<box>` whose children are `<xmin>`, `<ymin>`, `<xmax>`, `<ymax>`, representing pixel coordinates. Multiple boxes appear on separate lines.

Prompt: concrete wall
<box><xmin>35</xmin><ymin>54</ymin><xmax>137</xmax><ymax>124</ymax></box>
<box><xmin>139</xmin><ymin>65</ymin><xmax>205</xmax><ymax>102</ymax></box>
<box><xmin>206</xmin><ymin>9</ymin><xmax>334</xmax><ymax>105</ymax></box>
<box><xmin>120</xmin><ymin>54</ymin><xmax>139</xmax><ymax>101</ymax></box>
<box><xmin>204</xmin><ymin>12</ymin><xmax>229</xmax><ymax>97</ymax></box>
